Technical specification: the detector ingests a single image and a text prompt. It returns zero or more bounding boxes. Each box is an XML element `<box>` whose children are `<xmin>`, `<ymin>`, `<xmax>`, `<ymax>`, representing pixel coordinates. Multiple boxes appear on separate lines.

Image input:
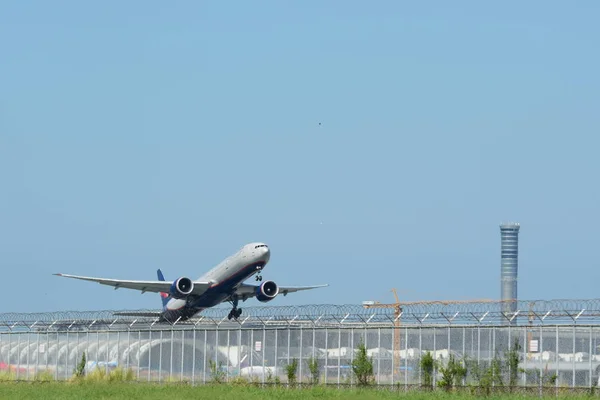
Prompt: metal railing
<box><xmin>1</xmin><ymin>324</ymin><xmax>600</xmax><ymax>388</ymax></box>
<box><xmin>3</xmin><ymin>299</ymin><xmax>600</xmax><ymax>388</ymax></box>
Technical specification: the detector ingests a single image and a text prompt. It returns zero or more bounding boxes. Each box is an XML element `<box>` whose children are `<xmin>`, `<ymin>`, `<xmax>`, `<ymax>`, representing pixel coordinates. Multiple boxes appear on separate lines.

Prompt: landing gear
<box><xmin>227</xmin><ymin>297</ymin><xmax>243</xmax><ymax>320</ymax></box>
<box><xmin>228</xmin><ymin>308</ymin><xmax>242</xmax><ymax>320</ymax></box>
<box><xmin>255</xmin><ymin>265</ymin><xmax>263</xmax><ymax>281</ymax></box>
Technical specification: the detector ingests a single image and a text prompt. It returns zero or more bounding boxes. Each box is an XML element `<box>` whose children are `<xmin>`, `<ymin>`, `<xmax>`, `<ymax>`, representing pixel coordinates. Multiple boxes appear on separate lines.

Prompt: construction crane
<box><xmin>391</xmin><ymin>288</ymin><xmax>402</xmax><ymax>376</ymax></box>
<box><xmin>362</xmin><ymin>290</ymin><xmax>498</xmax><ymax>378</ymax></box>
<box><xmin>361</xmin><ymin>288</ymin><xmax>403</xmax><ymax>377</ymax></box>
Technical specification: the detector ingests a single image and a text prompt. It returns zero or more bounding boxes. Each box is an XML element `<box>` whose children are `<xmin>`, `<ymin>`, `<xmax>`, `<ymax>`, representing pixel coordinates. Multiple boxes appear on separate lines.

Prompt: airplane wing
<box><xmin>232</xmin><ymin>283</ymin><xmax>328</xmax><ymax>299</ymax></box>
<box><xmin>53</xmin><ymin>273</ymin><xmax>211</xmax><ymax>296</ymax></box>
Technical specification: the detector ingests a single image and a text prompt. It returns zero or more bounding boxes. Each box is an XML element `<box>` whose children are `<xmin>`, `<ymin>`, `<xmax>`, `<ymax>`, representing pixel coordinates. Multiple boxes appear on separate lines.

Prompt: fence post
<box><xmin>136</xmin><ymin>330</ymin><xmax>141</xmax><ymax>381</ymax></box>
<box><xmin>508</xmin><ymin>323</ymin><xmax>511</xmax><ymax>390</ymax></box>
<box><xmin>590</xmin><ymin>326</ymin><xmax>593</xmax><ymax>389</ymax></box>
<box><xmin>203</xmin><ymin>329</ymin><xmax>207</xmax><ymax>384</ymax></box>
<box><xmin>170</xmin><ymin>329</ymin><xmax>174</xmax><ymax>381</ymax></box>
<box><xmin>324</xmin><ymin>328</ymin><xmax>328</xmax><ymax>386</ymax></box>
<box><xmin>262</xmin><ymin>328</ymin><xmax>266</xmax><ymax>384</ymax></box>
<box><xmin>350</xmin><ymin>328</ymin><xmax>354</xmax><ymax>386</ymax></box>
<box><xmin>117</xmin><ymin>331</ymin><xmax>120</xmax><ymax>378</ymax></box>
<box><xmin>572</xmin><ymin>325</ymin><xmax>576</xmax><ymax>388</ymax></box>
<box><xmin>150</xmin><ymin>330</ymin><xmax>155</xmax><ymax>381</ymax></box>
<box><xmin>237</xmin><ymin>328</ymin><xmax>241</xmax><ymax>384</ymax></box>
<box><xmin>405</xmin><ymin>325</ymin><xmax>408</xmax><ymax>389</ymax></box>
<box><xmin>539</xmin><ymin>325</ymin><xmax>542</xmax><ymax>396</ymax></box>
<box><xmin>192</xmin><ymin>328</ymin><xmax>196</xmax><ymax>385</ymax></box>
<box><xmin>158</xmin><ymin>330</ymin><xmax>162</xmax><ymax>382</ymax></box>
<box><xmin>337</xmin><ymin>327</ymin><xmax>341</xmax><ymax>386</ymax></box>
<box><xmin>217</xmin><ymin>327</ymin><xmax>221</xmax><ymax>379</ymax></box>
<box><xmin>106</xmin><ymin>331</ymin><xmax>110</xmax><ymax>377</ymax></box>
<box><xmin>376</xmin><ymin>328</ymin><xmax>381</xmax><ymax>385</ymax></box>
<box><xmin>55</xmin><ymin>332</ymin><xmax>59</xmax><ymax>381</ymax></box>
<box><xmin>226</xmin><ymin>329</ymin><xmax>230</xmax><ymax>383</ymax></box>
<box><xmin>181</xmin><ymin>329</ymin><xmax>185</xmax><ymax>382</ymax></box>
<box><xmin>418</xmin><ymin>326</ymin><xmax>422</xmax><ymax>386</ymax></box>
<box><xmin>35</xmin><ymin>332</ymin><xmax>40</xmax><ymax>380</ymax></box>
<box><xmin>433</xmin><ymin>326</ymin><xmax>437</xmax><ymax>387</ymax></box>
<box><xmin>299</xmin><ymin>326</ymin><xmax>303</xmax><ymax>385</ymax></box>
<box><xmin>126</xmin><ymin>329</ymin><xmax>130</xmax><ymax>372</ymax></box>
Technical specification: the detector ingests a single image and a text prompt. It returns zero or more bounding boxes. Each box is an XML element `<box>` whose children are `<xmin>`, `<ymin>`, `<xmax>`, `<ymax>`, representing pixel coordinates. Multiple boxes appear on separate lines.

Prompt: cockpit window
<box><xmin>255</xmin><ymin>244</ymin><xmax>268</xmax><ymax>249</ymax></box>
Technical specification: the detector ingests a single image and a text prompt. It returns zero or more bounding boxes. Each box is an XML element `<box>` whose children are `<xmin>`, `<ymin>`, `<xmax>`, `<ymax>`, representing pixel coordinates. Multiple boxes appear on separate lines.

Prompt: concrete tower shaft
<box><xmin>500</xmin><ymin>222</ymin><xmax>520</xmax><ymax>316</ymax></box>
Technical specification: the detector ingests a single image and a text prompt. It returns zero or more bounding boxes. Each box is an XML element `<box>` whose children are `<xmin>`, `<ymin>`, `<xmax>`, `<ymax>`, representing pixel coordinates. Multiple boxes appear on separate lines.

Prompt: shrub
<box><xmin>34</xmin><ymin>370</ymin><xmax>55</xmax><ymax>382</ymax></box>
<box><xmin>74</xmin><ymin>352</ymin><xmax>86</xmax><ymax>378</ymax></box>
<box><xmin>285</xmin><ymin>358</ymin><xmax>298</xmax><ymax>386</ymax></box>
<box><xmin>307</xmin><ymin>356</ymin><xmax>319</xmax><ymax>385</ymax></box>
<box><xmin>351</xmin><ymin>340</ymin><xmax>374</xmax><ymax>386</ymax></box>
<box><xmin>85</xmin><ymin>367</ymin><xmax>107</xmax><ymax>382</ymax></box>
<box><xmin>436</xmin><ymin>354</ymin><xmax>467</xmax><ymax>391</ymax></box>
<box><xmin>108</xmin><ymin>367</ymin><xmax>135</xmax><ymax>382</ymax></box>
<box><xmin>209</xmin><ymin>360</ymin><xmax>226</xmax><ymax>384</ymax></box>
<box><xmin>420</xmin><ymin>351</ymin><xmax>435</xmax><ymax>388</ymax></box>
<box><xmin>506</xmin><ymin>338</ymin><xmax>522</xmax><ymax>390</ymax></box>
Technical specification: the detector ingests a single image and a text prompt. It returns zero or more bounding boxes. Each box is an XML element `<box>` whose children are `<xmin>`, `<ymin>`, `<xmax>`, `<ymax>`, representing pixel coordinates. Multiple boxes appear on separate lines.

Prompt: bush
<box><xmin>209</xmin><ymin>360</ymin><xmax>226</xmax><ymax>384</ymax></box>
<box><xmin>436</xmin><ymin>354</ymin><xmax>466</xmax><ymax>391</ymax></box>
<box><xmin>420</xmin><ymin>351</ymin><xmax>435</xmax><ymax>388</ymax></box>
<box><xmin>285</xmin><ymin>358</ymin><xmax>298</xmax><ymax>386</ymax></box>
<box><xmin>74</xmin><ymin>352</ymin><xmax>86</xmax><ymax>378</ymax></box>
<box><xmin>266</xmin><ymin>369</ymin><xmax>281</xmax><ymax>385</ymax></box>
<box><xmin>108</xmin><ymin>367</ymin><xmax>135</xmax><ymax>382</ymax></box>
<box><xmin>34</xmin><ymin>370</ymin><xmax>55</xmax><ymax>382</ymax></box>
<box><xmin>351</xmin><ymin>340</ymin><xmax>374</xmax><ymax>386</ymax></box>
<box><xmin>506</xmin><ymin>338</ymin><xmax>522</xmax><ymax>390</ymax></box>
<box><xmin>307</xmin><ymin>356</ymin><xmax>319</xmax><ymax>385</ymax></box>
<box><xmin>84</xmin><ymin>367</ymin><xmax>107</xmax><ymax>382</ymax></box>
<box><xmin>465</xmin><ymin>354</ymin><xmax>504</xmax><ymax>397</ymax></box>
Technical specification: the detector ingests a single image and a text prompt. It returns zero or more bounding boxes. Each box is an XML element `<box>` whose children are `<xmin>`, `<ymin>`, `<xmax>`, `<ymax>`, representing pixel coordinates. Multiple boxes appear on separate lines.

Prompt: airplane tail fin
<box><xmin>157</xmin><ymin>269</ymin><xmax>169</xmax><ymax>308</ymax></box>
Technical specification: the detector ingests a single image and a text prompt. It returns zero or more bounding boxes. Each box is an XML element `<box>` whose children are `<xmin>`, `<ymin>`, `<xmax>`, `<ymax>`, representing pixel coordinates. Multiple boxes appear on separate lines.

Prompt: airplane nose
<box><xmin>263</xmin><ymin>247</ymin><xmax>270</xmax><ymax>261</ymax></box>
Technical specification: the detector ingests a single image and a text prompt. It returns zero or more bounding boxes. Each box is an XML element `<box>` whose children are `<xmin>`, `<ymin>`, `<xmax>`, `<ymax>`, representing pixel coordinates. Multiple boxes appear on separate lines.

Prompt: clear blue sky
<box><xmin>1</xmin><ymin>1</ymin><xmax>599</xmax><ymax>313</ymax></box>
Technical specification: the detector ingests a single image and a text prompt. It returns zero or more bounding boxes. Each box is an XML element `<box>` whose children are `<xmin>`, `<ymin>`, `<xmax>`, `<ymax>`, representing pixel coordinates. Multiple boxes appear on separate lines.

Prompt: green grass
<box><xmin>0</xmin><ymin>382</ymin><xmax>597</xmax><ymax>400</ymax></box>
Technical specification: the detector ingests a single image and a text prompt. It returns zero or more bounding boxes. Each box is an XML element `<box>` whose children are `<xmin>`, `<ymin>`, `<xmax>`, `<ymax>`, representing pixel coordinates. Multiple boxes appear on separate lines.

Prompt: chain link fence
<box><xmin>2</xmin><ymin>324</ymin><xmax>600</xmax><ymax>389</ymax></box>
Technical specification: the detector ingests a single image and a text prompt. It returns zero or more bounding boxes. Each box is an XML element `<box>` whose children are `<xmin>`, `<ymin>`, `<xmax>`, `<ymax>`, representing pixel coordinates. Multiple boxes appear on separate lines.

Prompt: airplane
<box><xmin>53</xmin><ymin>242</ymin><xmax>328</xmax><ymax>323</ymax></box>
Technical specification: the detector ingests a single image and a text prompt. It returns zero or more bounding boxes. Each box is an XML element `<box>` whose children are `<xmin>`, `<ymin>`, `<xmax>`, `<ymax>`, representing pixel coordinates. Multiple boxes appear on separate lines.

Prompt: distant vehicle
<box><xmin>55</xmin><ymin>242</ymin><xmax>327</xmax><ymax>322</ymax></box>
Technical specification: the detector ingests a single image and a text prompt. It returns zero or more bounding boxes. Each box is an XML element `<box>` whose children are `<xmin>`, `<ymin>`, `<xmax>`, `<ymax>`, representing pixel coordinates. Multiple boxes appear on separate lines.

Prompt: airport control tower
<box><xmin>500</xmin><ymin>222</ymin><xmax>520</xmax><ymax>319</ymax></box>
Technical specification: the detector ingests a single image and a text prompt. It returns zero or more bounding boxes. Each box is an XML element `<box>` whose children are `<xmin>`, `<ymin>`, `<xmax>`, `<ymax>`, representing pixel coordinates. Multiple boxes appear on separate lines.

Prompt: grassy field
<box><xmin>0</xmin><ymin>382</ymin><xmax>597</xmax><ymax>400</ymax></box>
<box><xmin>0</xmin><ymin>367</ymin><xmax>594</xmax><ymax>400</ymax></box>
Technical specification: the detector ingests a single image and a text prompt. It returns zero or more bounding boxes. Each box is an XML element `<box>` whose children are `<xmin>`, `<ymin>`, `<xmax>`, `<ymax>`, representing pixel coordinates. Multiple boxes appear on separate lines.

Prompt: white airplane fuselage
<box><xmin>161</xmin><ymin>242</ymin><xmax>271</xmax><ymax>320</ymax></box>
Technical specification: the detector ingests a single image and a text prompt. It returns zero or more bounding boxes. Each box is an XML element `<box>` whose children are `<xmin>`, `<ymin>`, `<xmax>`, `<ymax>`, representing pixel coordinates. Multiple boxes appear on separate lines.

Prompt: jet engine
<box><xmin>255</xmin><ymin>280</ymin><xmax>279</xmax><ymax>302</ymax></box>
<box><xmin>169</xmin><ymin>277</ymin><xmax>194</xmax><ymax>299</ymax></box>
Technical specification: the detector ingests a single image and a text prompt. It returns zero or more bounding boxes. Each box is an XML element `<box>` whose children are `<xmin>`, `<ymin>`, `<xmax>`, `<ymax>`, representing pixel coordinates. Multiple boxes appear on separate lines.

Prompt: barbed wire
<box><xmin>2</xmin><ymin>298</ymin><xmax>600</xmax><ymax>331</ymax></box>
